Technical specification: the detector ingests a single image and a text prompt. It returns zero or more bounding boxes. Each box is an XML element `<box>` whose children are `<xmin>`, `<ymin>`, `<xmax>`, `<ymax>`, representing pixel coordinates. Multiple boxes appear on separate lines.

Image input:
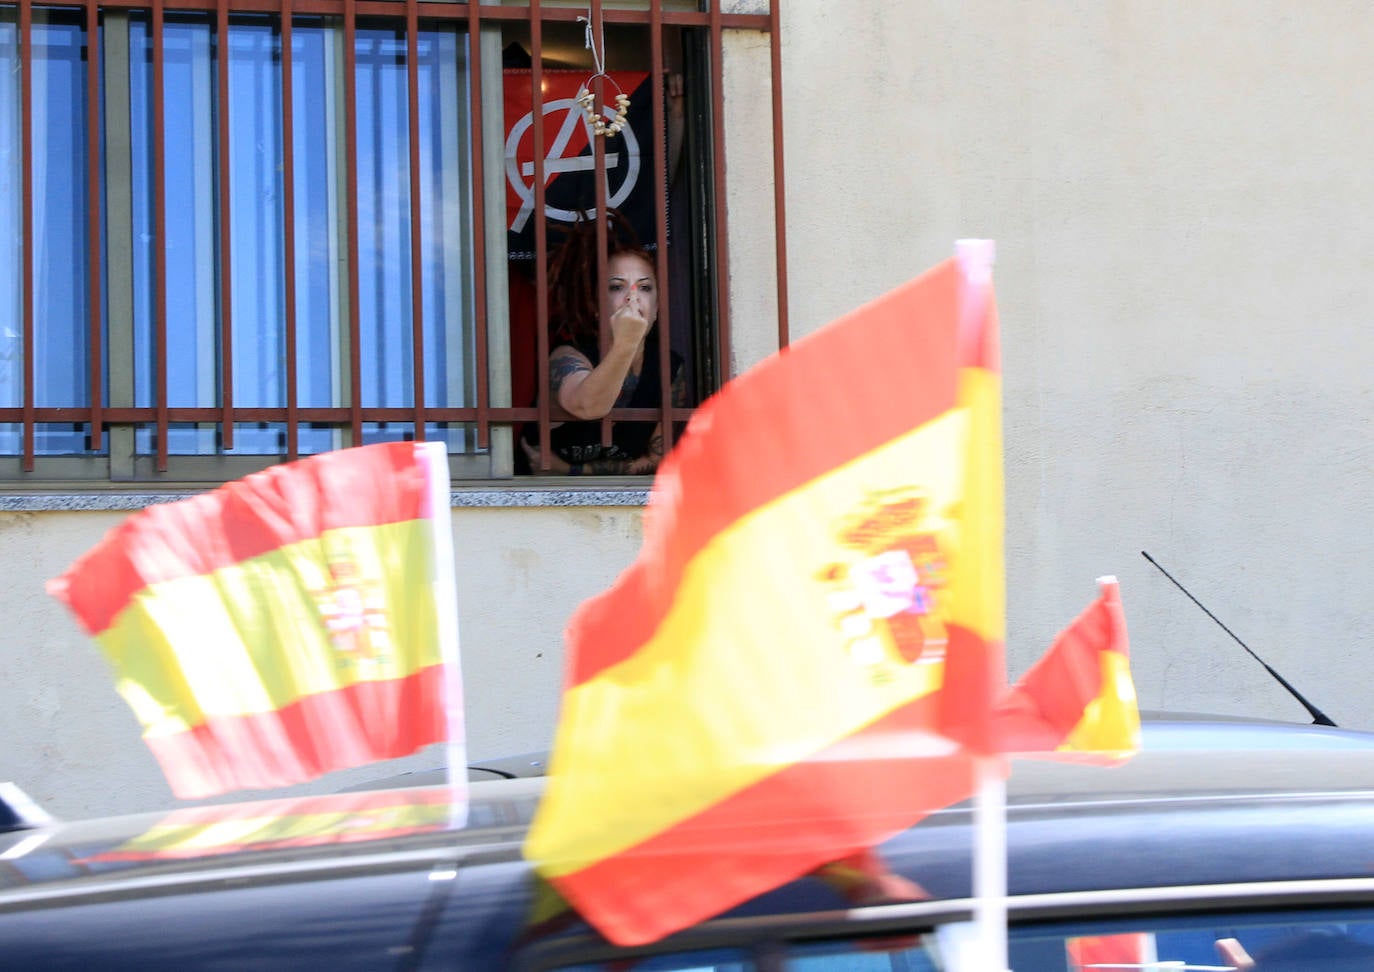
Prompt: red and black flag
<box><xmin>503</xmin><ymin>69</ymin><xmax>663</xmax><ymax>260</ymax></box>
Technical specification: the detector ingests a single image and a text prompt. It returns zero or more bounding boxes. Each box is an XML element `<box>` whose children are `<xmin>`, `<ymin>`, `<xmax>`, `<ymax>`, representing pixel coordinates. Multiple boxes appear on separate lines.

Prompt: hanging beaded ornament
<box><xmin>576</xmin><ymin>77</ymin><xmax>630</xmax><ymax>138</ymax></box>
<box><xmin>574</xmin><ymin>13</ymin><xmax>628</xmax><ymax>138</ymax></box>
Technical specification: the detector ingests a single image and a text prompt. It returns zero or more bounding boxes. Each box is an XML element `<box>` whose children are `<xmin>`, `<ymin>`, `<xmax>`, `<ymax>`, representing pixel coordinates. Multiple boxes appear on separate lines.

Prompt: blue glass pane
<box><xmin>418</xmin><ymin>30</ymin><xmax>475</xmax><ymax>455</ymax></box>
<box><xmin>417</xmin><ymin>29</ymin><xmax>469</xmax><ymax>410</ymax></box>
<box><xmin>296</xmin><ymin>422</ymin><xmax>341</xmax><ymax>455</ymax></box>
<box><xmin>355</xmin><ymin>26</ymin><xmax>474</xmax><ymax>455</ymax></box>
<box><xmin>355</xmin><ymin>26</ymin><xmax>414</xmax><ymax>411</ymax></box>
<box><xmin>131</xmin><ymin>14</ymin><xmax>218</xmax><ymax>456</ymax></box>
<box><xmin>0</xmin><ymin>13</ymin><xmax>94</xmax><ymax>454</ymax></box>
<box><xmin>423</xmin><ymin>423</ymin><xmax>474</xmax><ymax>452</ymax></box>
<box><xmin>32</xmin><ymin>15</ymin><xmax>92</xmax><ymax>419</ymax></box>
<box><xmin>361</xmin><ymin>421</ymin><xmax>411</xmax><ymax>446</ymax></box>
<box><xmin>292</xmin><ymin>21</ymin><xmax>342</xmax><ymax>416</ymax></box>
<box><xmin>32</xmin><ymin>14</ymin><xmax>90</xmax><ymax>420</ymax></box>
<box><xmin>226</xmin><ymin>16</ymin><xmax>286</xmax><ymax>455</ymax></box>
<box><xmin>0</xmin><ymin>13</ymin><xmax>21</xmax><ymax>445</ymax></box>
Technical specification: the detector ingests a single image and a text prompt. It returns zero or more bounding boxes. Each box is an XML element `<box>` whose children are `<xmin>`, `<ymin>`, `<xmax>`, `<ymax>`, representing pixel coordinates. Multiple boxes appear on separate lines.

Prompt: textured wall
<box><xmin>0</xmin><ymin>505</ymin><xmax>644</xmax><ymax>818</ymax></box>
<box><xmin>774</xmin><ymin>0</ymin><xmax>1374</xmax><ymax>722</ymax></box>
<box><xmin>6</xmin><ymin>1</ymin><xmax>1374</xmax><ymax>818</ymax></box>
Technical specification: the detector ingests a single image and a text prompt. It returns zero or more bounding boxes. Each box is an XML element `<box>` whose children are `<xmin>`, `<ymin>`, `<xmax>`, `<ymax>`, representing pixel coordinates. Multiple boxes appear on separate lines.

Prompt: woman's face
<box><xmin>604</xmin><ymin>252</ymin><xmax>658</xmax><ymax>327</ymax></box>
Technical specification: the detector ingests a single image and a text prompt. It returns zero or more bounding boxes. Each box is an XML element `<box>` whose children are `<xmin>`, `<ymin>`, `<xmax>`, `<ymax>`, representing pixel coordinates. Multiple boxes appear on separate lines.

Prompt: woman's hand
<box><xmin>608</xmin><ymin>288</ymin><xmax>650</xmax><ymax>352</ymax></box>
<box><xmin>521</xmin><ymin>437</ymin><xmax>572</xmax><ymax>475</ymax></box>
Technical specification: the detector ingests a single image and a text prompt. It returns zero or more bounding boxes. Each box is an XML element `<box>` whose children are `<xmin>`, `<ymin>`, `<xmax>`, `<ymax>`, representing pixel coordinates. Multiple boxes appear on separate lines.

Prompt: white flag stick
<box><xmin>418</xmin><ymin>440</ymin><xmax>468</xmax><ymax>828</ymax></box>
<box><xmin>954</xmin><ymin>238</ymin><xmax>1009</xmax><ymax>970</ymax></box>
<box><xmin>971</xmin><ymin>756</ymin><xmax>1009</xmax><ymax>971</ymax></box>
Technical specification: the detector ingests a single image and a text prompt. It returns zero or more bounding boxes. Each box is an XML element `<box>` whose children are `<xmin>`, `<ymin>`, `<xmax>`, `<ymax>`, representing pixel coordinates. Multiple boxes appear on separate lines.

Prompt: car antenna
<box><xmin>1141</xmin><ymin>550</ymin><xmax>1337</xmax><ymax>727</ymax></box>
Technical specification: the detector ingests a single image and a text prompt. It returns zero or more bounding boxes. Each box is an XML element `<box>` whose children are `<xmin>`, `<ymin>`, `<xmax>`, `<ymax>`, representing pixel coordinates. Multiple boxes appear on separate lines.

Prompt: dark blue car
<box><xmin>5</xmin><ymin>716</ymin><xmax>1374</xmax><ymax>970</ymax></box>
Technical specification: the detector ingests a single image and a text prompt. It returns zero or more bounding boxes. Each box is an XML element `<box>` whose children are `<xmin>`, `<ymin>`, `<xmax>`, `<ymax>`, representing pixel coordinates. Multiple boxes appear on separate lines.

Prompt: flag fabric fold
<box><xmin>994</xmin><ymin>576</ymin><xmax>1140</xmax><ymax>760</ymax></box>
<box><xmin>48</xmin><ymin>441</ymin><xmax>460</xmax><ymax>800</ymax></box>
<box><xmin>525</xmin><ymin>255</ymin><xmax>1005</xmax><ymax>946</ymax></box>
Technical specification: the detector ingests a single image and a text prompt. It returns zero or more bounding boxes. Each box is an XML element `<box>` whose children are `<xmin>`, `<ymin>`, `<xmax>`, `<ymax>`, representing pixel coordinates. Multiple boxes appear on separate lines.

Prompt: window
<box><xmin>539</xmin><ymin>909</ymin><xmax>1374</xmax><ymax>970</ymax></box>
<box><xmin>1006</xmin><ymin>908</ymin><xmax>1374</xmax><ymax>972</ymax></box>
<box><xmin>1</xmin><ymin>8</ymin><xmax>95</xmax><ymax>459</ymax></box>
<box><xmin>539</xmin><ymin>933</ymin><xmax>941</xmax><ymax>971</ymax></box>
<box><xmin>0</xmin><ymin>1</ymin><xmax>785</xmax><ymax>483</ymax></box>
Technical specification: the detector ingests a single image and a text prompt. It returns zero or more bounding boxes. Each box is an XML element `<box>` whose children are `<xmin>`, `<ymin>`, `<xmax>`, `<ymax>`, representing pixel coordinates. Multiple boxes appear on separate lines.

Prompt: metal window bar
<box><xmin>19</xmin><ymin>0</ymin><xmax>34</xmax><ymax>471</ymax></box>
<box><xmin>215</xmin><ymin>0</ymin><xmax>234</xmax><ymax>450</ymax></box>
<box><xmin>151</xmin><ymin>0</ymin><xmax>169</xmax><ymax>471</ymax></box>
<box><xmin>769</xmin><ymin>0</ymin><xmax>788</xmax><ymax>351</ymax></box>
<box><xmin>280</xmin><ymin>0</ymin><xmax>300</xmax><ymax>458</ymax></box>
<box><xmin>1</xmin><ymin>1</ymin><xmax>783</xmax><ymax>480</ymax></box>
<box><xmin>465</xmin><ymin>0</ymin><xmax>490</xmax><ymax>452</ymax></box>
<box><xmin>529</xmin><ymin>0</ymin><xmax>552</xmax><ymax>471</ymax></box>
<box><xmin>85</xmin><ymin>0</ymin><xmax>105</xmax><ymax>451</ymax></box>
<box><xmin>650</xmin><ymin>0</ymin><xmax>671</xmax><ymax>452</ymax></box>
<box><xmin>342</xmin><ymin>0</ymin><xmax>362</xmax><ymax>448</ymax></box>
<box><xmin>707</xmin><ymin>0</ymin><xmax>729</xmax><ymax>387</ymax></box>
<box><xmin>591</xmin><ymin>2</ymin><xmax>610</xmax><ymax>454</ymax></box>
<box><xmin>404</xmin><ymin>0</ymin><xmax>423</xmax><ymax>445</ymax></box>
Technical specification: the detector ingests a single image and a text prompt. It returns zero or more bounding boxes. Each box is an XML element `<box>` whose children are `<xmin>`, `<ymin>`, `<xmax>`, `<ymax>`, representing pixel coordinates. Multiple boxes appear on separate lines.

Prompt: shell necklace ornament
<box><xmin>575</xmin><ymin>11</ymin><xmax>629</xmax><ymax>137</ymax></box>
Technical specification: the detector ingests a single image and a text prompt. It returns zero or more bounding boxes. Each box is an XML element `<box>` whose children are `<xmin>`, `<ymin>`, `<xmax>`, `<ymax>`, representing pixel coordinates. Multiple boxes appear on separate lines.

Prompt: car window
<box><xmin>557</xmin><ymin>951</ymin><xmax>751</xmax><ymax>971</ymax></box>
<box><xmin>553</xmin><ymin>909</ymin><xmax>1374</xmax><ymax>971</ymax></box>
<box><xmin>786</xmin><ymin>940</ymin><xmax>940</xmax><ymax>971</ymax></box>
<box><xmin>554</xmin><ymin>936</ymin><xmax>940</xmax><ymax>970</ymax></box>
<box><xmin>1002</xmin><ymin>908</ymin><xmax>1374</xmax><ymax>971</ymax></box>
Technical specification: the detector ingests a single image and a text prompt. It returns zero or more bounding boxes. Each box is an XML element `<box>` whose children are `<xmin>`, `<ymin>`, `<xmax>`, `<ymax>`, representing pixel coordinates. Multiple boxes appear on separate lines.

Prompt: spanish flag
<box><xmin>525</xmin><ymin>249</ymin><xmax>1005</xmax><ymax>946</ymax></box>
<box><xmin>47</xmin><ymin>441</ymin><xmax>460</xmax><ymax>800</ymax></box>
<box><xmin>994</xmin><ymin>576</ymin><xmax>1140</xmax><ymax>760</ymax></box>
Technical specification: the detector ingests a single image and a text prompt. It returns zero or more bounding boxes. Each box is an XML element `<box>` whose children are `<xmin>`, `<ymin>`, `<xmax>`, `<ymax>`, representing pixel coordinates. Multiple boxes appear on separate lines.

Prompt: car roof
<box><xmin>8</xmin><ymin>717</ymin><xmax>1374</xmax><ymax>891</ymax></box>
<box><xmin>6</xmin><ymin>717</ymin><xmax>1374</xmax><ymax>967</ymax></box>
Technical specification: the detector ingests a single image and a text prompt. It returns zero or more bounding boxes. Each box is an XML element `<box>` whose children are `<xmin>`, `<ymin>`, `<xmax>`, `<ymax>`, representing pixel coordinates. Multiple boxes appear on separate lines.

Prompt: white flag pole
<box><xmin>971</xmin><ymin>756</ymin><xmax>1008</xmax><ymax>970</ymax></box>
<box><xmin>418</xmin><ymin>440</ymin><xmax>468</xmax><ymax>828</ymax></box>
<box><xmin>954</xmin><ymin>238</ymin><xmax>1009</xmax><ymax>971</ymax></box>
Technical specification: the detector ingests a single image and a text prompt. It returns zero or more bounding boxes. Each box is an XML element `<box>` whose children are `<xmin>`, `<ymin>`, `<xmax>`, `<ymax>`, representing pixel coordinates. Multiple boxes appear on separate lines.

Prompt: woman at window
<box><xmin>521</xmin><ymin>213</ymin><xmax>686</xmax><ymax>476</ymax></box>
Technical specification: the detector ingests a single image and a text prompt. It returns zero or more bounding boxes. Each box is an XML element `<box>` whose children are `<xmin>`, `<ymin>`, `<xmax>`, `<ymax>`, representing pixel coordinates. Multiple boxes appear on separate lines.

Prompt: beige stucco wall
<box><xmin>6</xmin><ymin>1</ymin><xmax>1374</xmax><ymax>819</ymax></box>
<box><xmin>772</xmin><ymin>0</ymin><xmax>1374</xmax><ymax>722</ymax></box>
<box><xmin>0</xmin><ymin>504</ymin><xmax>645</xmax><ymax>818</ymax></box>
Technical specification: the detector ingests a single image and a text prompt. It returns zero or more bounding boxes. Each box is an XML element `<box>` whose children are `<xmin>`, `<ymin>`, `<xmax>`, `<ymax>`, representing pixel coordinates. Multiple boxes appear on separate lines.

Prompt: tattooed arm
<box><xmin>549</xmin><ymin>307</ymin><xmax>647</xmax><ymax>421</ymax></box>
<box><xmin>546</xmin><ymin>348</ymin><xmax>593</xmax><ymax>417</ymax></box>
<box><xmin>525</xmin><ymin>364</ymin><xmax>688</xmax><ymax>476</ymax></box>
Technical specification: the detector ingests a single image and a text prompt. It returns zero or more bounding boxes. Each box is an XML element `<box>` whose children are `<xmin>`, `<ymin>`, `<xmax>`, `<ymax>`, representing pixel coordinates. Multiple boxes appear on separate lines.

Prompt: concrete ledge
<box><xmin>0</xmin><ymin>484</ymin><xmax>650</xmax><ymax>512</ymax></box>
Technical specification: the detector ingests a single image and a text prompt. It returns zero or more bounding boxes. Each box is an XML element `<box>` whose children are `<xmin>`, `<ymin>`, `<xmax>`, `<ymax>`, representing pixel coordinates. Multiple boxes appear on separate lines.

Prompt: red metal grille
<box><xmin>2</xmin><ymin>0</ymin><xmax>788</xmax><ymax>479</ymax></box>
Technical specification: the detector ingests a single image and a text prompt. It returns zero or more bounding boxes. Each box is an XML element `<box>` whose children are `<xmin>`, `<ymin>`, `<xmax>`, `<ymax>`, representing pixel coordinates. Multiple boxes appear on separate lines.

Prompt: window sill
<box><xmin>0</xmin><ymin>481</ymin><xmax>651</xmax><ymax>512</ymax></box>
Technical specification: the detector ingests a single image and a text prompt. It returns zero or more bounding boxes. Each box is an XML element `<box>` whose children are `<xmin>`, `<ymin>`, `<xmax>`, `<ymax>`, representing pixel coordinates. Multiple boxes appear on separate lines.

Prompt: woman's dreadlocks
<box><xmin>546</xmin><ymin>209</ymin><xmax>649</xmax><ymax>348</ymax></box>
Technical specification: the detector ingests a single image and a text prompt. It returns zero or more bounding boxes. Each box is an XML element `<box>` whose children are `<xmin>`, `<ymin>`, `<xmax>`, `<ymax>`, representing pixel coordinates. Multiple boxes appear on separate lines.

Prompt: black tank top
<box><xmin>525</xmin><ymin>327</ymin><xmax>682</xmax><ymax>465</ymax></box>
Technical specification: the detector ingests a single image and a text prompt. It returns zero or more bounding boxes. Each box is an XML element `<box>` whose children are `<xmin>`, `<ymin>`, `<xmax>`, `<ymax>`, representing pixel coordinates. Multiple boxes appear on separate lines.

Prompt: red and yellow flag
<box><xmin>994</xmin><ymin>576</ymin><xmax>1140</xmax><ymax>760</ymax></box>
<box><xmin>525</xmin><ymin>252</ymin><xmax>1005</xmax><ymax>945</ymax></box>
<box><xmin>47</xmin><ymin>442</ymin><xmax>459</xmax><ymax>800</ymax></box>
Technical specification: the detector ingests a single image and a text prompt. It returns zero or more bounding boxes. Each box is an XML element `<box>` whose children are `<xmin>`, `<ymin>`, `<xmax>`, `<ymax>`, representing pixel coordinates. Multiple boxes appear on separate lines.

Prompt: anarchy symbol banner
<box><xmin>503</xmin><ymin>69</ymin><xmax>664</xmax><ymax>260</ymax></box>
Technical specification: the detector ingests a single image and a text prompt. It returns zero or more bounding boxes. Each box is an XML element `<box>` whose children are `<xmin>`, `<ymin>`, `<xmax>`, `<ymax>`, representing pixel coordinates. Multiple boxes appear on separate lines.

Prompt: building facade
<box><xmin>4</xmin><ymin>0</ymin><xmax>1374</xmax><ymax>817</ymax></box>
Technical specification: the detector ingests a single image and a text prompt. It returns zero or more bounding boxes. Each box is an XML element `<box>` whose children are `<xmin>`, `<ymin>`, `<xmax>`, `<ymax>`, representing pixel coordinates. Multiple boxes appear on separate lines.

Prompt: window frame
<box><xmin>0</xmin><ymin>0</ymin><xmax>784</xmax><ymax>486</ymax></box>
